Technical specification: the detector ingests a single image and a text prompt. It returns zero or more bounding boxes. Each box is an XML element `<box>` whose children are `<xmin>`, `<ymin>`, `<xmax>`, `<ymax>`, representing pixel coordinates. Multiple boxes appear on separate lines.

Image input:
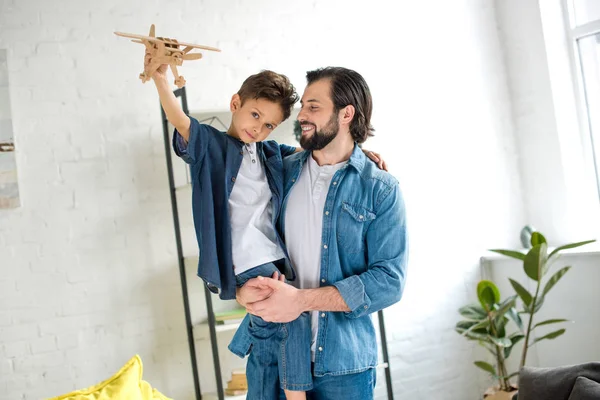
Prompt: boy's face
<box><xmin>229</xmin><ymin>95</ymin><xmax>284</xmax><ymax>143</ymax></box>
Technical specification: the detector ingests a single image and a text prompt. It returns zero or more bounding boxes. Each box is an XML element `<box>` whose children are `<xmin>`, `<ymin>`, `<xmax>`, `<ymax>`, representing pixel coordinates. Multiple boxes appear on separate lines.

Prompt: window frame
<box><xmin>563</xmin><ymin>0</ymin><xmax>600</xmax><ymax>200</ymax></box>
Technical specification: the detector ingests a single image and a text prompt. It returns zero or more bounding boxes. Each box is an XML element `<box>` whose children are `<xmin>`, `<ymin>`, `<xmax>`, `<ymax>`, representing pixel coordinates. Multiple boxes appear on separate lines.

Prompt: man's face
<box><xmin>297</xmin><ymin>79</ymin><xmax>340</xmax><ymax>151</ymax></box>
<box><xmin>230</xmin><ymin>96</ymin><xmax>284</xmax><ymax>143</ymax></box>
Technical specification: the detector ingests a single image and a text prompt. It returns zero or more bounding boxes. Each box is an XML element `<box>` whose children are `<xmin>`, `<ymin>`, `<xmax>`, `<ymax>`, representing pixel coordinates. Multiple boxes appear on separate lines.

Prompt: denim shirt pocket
<box><xmin>337</xmin><ymin>202</ymin><xmax>377</xmax><ymax>254</ymax></box>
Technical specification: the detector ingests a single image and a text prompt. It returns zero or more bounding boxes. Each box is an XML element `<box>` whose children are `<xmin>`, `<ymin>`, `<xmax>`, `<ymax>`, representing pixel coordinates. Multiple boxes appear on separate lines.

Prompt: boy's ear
<box><xmin>230</xmin><ymin>94</ymin><xmax>241</xmax><ymax>112</ymax></box>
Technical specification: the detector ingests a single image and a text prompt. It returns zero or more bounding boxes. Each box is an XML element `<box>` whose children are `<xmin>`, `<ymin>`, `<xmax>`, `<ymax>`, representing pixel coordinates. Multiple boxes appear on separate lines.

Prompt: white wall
<box><xmin>495</xmin><ymin>0</ymin><xmax>600</xmax><ymax>244</ymax></box>
<box><xmin>0</xmin><ymin>1</ymin><xmax>526</xmax><ymax>399</ymax></box>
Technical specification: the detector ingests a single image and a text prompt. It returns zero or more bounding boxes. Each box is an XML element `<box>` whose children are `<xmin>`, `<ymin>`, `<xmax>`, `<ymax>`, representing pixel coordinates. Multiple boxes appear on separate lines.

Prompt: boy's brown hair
<box><xmin>237</xmin><ymin>70</ymin><xmax>298</xmax><ymax>121</ymax></box>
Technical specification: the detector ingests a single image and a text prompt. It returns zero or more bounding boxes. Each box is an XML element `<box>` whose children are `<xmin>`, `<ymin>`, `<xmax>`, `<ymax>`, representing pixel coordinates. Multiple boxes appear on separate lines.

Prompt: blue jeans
<box><xmin>277</xmin><ymin>368</ymin><xmax>376</xmax><ymax>400</ymax></box>
<box><xmin>235</xmin><ymin>261</ymin><xmax>312</xmax><ymax>398</ymax></box>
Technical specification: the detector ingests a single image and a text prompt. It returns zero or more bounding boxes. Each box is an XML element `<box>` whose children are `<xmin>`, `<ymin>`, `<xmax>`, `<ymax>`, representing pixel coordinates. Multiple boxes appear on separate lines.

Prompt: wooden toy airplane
<box><xmin>114</xmin><ymin>24</ymin><xmax>220</xmax><ymax>88</ymax></box>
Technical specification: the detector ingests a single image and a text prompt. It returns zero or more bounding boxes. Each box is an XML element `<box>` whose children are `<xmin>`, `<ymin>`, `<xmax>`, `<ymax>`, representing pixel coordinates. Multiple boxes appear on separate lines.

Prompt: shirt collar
<box><xmin>297</xmin><ymin>143</ymin><xmax>365</xmax><ymax>173</ymax></box>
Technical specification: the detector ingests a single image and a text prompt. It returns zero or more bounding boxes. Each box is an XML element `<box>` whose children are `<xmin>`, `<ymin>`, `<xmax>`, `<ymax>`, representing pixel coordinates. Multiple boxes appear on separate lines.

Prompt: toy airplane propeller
<box><xmin>114</xmin><ymin>24</ymin><xmax>220</xmax><ymax>88</ymax></box>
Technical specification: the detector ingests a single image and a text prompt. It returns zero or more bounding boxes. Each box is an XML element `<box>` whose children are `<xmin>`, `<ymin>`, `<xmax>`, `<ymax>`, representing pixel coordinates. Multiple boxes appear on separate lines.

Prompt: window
<box><xmin>566</xmin><ymin>0</ymin><xmax>600</xmax><ymax>199</ymax></box>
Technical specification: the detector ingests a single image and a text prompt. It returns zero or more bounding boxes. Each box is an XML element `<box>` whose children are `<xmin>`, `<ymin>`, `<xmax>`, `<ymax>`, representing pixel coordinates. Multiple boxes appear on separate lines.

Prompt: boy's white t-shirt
<box><xmin>230</xmin><ymin>142</ymin><xmax>285</xmax><ymax>275</ymax></box>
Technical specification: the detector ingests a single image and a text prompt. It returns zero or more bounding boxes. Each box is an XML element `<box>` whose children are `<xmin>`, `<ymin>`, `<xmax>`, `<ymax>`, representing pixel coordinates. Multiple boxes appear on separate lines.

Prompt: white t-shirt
<box><xmin>284</xmin><ymin>154</ymin><xmax>347</xmax><ymax>359</ymax></box>
<box><xmin>230</xmin><ymin>142</ymin><xmax>285</xmax><ymax>275</ymax></box>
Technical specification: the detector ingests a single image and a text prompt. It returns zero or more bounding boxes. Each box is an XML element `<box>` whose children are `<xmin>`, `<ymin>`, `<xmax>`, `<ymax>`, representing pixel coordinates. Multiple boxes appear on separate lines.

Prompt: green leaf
<box><xmin>459</xmin><ymin>304</ymin><xmax>487</xmax><ymax>320</ymax></box>
<box><xmin>542</xmin><ymin>266</ymin><xmax>571</xmax><ymax>298</ymax></box>
<box><xmin>548</xmin><ymin>240</ymin><xmax>596</xmax><ymax>259</ymax></box>
<box><xmin>455</xmin><ymin>325</ymin><xmax>490</xmax><ymax>342</ymax></box>
<box><xmin>504</xmin><ymin>333</ymin><xmax>525</xmax><ymax>358</ymax></box>
<box><xmin>546</xmin><ymin>252</ymin><xmax>562</xmax><ymax>269</ymax></box>
<box><xmin>455</xmin><ymin>321</ymin><xmax>488</xmax><ymax>337</ymax></box>
<box><xmin>489</xmin><ymin>336</ymin><xmax>512</xmax><ymax>347</ymax></box>
<box><xmin>493</xmin><ymin>295</ymin><xmax>517</xmax><ymax>319</ymax></box>
<box><xmin>509</xmin><ymin>279</ymin><xmax>533</xmax><ymax>307</ymax></box>
<box><xmin>456</xmin><ymin>320</ymin><xmax>480</xmax><ymax>330</ymax></box>
<box><xmin>507</xmin><ymin>307</ymin><xmax>524</xmax><ymax>332</ymax></box>
<box><xmin>524</xmin><ymin>243</ymin><xmax>548</xmax><ymax>281</ymax></box>
<box><xmin>528</xmin><ymin>296</ymin><xmax>545</xmax><ymax>314</ymax></box>
<box><xmin>461</xmin><ymin>319</ymin><xmax>490</xmax><ymax>337</ymax></box>
<box><xmin>474</xmin><ymin>361</ymin><xmax>497</xmax><ymax>375</ymax></box>
<box><xmin>494</xmin><ymin>316</ymin><xmax>508</xmax><ymax>338</ymax></box>
<box><xmin>478</xmin><ymin>280</ymin><xmax>500</xmax><ymax>311</ymax></box>
<box><xmin>529</xmin><ymin>329</ymin><xmax>566</xmax><ymax>346</ymax></box>
<box><xmin>534</xmin><ymin>319</ymin><xmax>568</xmax><ymax>329</ymax></box>
<box><xmin>488</xmin><ymin>249</ymin><xmax>526</xmax><ymax>261</ymax></box>
<box><xmin>531</xmin><ymin>232</ymin><xmax>547</xmax><ymax>246</ymax></box>
<box><xmin>464</xmin><ymin>330</ymin><xmax>490</xmax><ymax>341</ymax></box>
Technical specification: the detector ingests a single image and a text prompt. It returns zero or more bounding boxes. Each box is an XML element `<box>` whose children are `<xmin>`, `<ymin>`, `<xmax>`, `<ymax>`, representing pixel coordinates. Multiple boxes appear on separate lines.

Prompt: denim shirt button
<box><xmin>321</xmin><ymin>313</ymin><xmax>325</xmax><ymax>318</ymax></box>
<box><xmin>318</xmin><ymin>347</ymin><xmax>323</xmax><ymax>351</ymax></box>
<box><xmin>231</xmin><ymin>177</ymin><xmax>236</xmax><ymax>182</ymax></box>
<box><xmin>323</xmin><ymin>244</ymin><xmax>327</xmax><ymax>249</ymax></box>
<box><xmin>364</xmin><ymin>305</ymin><xmax>368</xmax><ymax>309</ymax></box>
<box><xmin>321</xmin><ymin>278</ymin><xmax>326</xmax><ymax>283</ymax></box>
<box><xmin>292</xmin><ymin>179</ymin><xmax>295</xmax><ymax>182</ymax></box>
<box><xmin>325</xmin><ymin>211</ymin><xmax>329</xmax><ymax>215</ymax></box>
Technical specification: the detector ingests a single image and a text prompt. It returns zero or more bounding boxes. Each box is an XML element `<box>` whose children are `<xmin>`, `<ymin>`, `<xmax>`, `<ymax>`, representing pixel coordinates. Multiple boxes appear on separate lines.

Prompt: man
<box><xmin>230</xmin><ymin>67</ymin><xmax>408</xmax><ymax>399</ymax></box>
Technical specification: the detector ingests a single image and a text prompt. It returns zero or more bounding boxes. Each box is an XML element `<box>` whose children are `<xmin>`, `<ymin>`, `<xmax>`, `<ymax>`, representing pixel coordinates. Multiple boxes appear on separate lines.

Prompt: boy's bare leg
<box><xmin>284</xmin><ymin>390</ymin><xmax>306</xmax><ymax>400</ymax></box>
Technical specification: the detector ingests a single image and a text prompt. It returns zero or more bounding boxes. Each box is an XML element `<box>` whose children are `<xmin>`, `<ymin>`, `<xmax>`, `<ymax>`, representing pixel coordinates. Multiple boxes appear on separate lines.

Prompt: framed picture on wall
<box><xmin>0</xmin><ymin>49</ymin><xmax>19</xmax><ymax>209</ymax></box>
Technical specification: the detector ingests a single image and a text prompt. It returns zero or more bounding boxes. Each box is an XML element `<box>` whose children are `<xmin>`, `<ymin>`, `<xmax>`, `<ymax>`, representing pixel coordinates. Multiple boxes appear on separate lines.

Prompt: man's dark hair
<box><xmin>306</xmin><ymin>67</ymin><xmax>374</xmax><ymax>143</ymax></box>
<box><xmin>238</xmin><ymin>70</ymin><xmax>298</xmax><ymax>121</ymax></box>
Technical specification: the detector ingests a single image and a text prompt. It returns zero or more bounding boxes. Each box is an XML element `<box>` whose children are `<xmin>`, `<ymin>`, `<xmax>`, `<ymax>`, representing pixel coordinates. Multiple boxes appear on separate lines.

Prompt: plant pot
<box><xmin>484</xmin><ymin>385</ymin><xmax>518</xmax><ymax>400</ymax></box>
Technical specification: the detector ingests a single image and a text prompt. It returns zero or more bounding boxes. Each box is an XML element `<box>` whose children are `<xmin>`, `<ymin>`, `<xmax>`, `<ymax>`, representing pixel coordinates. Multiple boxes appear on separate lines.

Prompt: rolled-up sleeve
<box><xmin>172</xmin><ymin>117</ymin><xmax>207</xmax><ymax>165</ymax></box>
<box><xmin>333</xmin><ymin>183</ymin><xmax>408</xmax><ymax>319</ymax></box>
<box><xmin>279</xmin><ymin>143</ymin><xmax>298</xmax><ymax>158</ymax></box>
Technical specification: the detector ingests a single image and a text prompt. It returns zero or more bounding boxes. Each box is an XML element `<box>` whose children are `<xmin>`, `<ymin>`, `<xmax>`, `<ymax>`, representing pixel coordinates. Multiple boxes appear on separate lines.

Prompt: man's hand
<box><xmin>236</xmin><ymin>272</ymin><xmax>284</xmax><ymax>307</ymax></box>
<box><xmin>363</xmin><ymin>149</ymin><xmax>388</xmax><ymax>171</ymax></box>
<box><xmin>244</xmin><ymin>276</ymin><xmax>305</xmax><ymax>323</ymax></box>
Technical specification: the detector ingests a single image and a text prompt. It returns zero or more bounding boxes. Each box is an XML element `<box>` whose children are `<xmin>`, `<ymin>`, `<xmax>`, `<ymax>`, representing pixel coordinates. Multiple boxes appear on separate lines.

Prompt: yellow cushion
<box><xmin>48</xmin><ymin>355</ymin><xmax>172</xmax><ymax>400</ymax></box>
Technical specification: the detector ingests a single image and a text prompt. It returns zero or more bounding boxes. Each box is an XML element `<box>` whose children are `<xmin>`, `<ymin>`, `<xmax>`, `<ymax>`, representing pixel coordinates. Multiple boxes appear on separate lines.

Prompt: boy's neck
<box><xmin>226</xmin><ymin>125</ymin><xmax>240</xmax><ymax>140</ymax></box>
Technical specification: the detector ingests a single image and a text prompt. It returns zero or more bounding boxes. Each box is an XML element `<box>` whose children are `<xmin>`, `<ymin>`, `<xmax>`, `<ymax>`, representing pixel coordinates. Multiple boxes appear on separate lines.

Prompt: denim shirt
<box><xmin>173</xmin><ymin>117</ymin><xmax>297</xmax><ymax>300</ymax></box>
<box><xmin>229</xmin><ymin>144</ymin><xmax>408</xmax><ymax>376</ymax></box>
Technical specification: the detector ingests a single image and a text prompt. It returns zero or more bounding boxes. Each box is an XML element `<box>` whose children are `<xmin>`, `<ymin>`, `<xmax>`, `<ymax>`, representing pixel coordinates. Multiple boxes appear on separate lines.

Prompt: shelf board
<box><xmin>193</xmin><ymin>320</ymin><xmax>243</xmax><ymax>337</ymax></box>
<box><xmin>214</xmin><ymin>321</ymin><xmax>242</xmax><ymax>333</ymax></box>
<box><xmin>175</xmin><ymin>183</ymin><xmax>192</xmax><ymax>192</ymax></box>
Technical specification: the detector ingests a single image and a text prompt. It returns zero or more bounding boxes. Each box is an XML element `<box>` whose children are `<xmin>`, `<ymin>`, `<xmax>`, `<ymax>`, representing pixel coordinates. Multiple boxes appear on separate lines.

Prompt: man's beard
<box><xmin>300</xmin><ymin>112</ymin><xmax>339</xmax><ymax>151</ymax></box>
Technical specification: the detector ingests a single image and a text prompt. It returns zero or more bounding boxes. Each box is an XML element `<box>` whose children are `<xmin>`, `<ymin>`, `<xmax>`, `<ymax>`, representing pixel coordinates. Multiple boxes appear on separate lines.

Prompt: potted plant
<box><xmin>489</xmin><ymin>232</ymin><xmax>595</xmax><ymax>369</ymax></box>
<box><xmin>456</xmin><ymin>280</ymin><xmax>521</xmax><ymax>399</ymax></box>
<box><xmin>457</xmin><ymin>231</ymin><xmax>596</xmax><ymax>399</ymax></box>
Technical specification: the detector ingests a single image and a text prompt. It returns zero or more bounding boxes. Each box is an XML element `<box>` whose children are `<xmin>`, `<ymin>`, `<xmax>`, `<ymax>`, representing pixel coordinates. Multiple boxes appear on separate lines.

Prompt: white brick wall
<box><xmin>0</xmin><ymin>1</ymin><xmax>530</xmax><ymax>399</ymax></box>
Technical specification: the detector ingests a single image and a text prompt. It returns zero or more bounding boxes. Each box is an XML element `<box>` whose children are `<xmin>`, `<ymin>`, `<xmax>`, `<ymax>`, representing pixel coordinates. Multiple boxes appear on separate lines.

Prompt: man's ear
<box><xmin>230</xmin><ymin>94</ymin><xmax>242</xmax><ymax>112</ymax></box>
<box><xmin>340</xmin><ymin>105</ymin><xmax>355</xmax><ymax>126</ymax></box>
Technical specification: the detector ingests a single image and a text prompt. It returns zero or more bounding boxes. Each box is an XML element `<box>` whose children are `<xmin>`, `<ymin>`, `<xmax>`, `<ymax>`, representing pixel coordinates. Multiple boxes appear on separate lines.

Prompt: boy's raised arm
<box><xmin>148</xmin><ymin>51</ymin><xmax>191</xmax><ymax>142</ymax></box>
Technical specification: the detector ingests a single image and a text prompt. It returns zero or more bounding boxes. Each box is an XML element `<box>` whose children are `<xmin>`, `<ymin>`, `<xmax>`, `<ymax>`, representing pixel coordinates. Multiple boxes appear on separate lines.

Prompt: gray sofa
<box><xmin>516</xmin><ymin>362</ymin><xmax>600</xmax><ymax>400</ymax></box>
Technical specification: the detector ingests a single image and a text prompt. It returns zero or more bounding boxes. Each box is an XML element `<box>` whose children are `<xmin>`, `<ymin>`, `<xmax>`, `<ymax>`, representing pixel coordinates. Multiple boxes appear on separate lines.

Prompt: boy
<box><xmin>151</xmin><ymin>52</ymin><xmax>311</xmax><ymax>398</ymax></box>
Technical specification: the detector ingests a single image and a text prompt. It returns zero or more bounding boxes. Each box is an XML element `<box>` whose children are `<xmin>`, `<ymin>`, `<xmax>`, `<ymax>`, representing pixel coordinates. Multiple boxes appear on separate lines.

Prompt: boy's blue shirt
<box><xmin>173</xmin><ymin>116</ymin><xmax>297</xmax><ymax>300</ymax></box>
